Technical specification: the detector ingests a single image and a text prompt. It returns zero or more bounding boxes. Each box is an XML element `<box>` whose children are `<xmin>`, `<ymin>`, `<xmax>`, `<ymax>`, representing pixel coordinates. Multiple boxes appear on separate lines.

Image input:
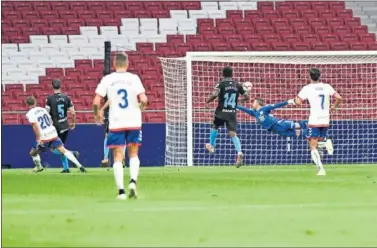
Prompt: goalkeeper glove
<box><xmin>288</xmin><ymin>99</ymin><xmax>296</xmax><ymax>105</ymax></box>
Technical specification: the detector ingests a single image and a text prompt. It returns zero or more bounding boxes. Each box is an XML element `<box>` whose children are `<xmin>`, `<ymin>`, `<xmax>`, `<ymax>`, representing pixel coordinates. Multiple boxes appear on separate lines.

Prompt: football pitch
<box><xmin>2</xmin><ymin>165</ymin><xmax>377</xmax><ymax>247</ymax></box>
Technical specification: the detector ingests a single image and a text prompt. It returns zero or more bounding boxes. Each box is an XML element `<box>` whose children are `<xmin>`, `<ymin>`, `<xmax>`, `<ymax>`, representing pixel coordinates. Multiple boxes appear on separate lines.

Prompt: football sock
<box><xmin>129</xmin><ymin>156</ymin><xmax>140</xmax><ymax>182</ymax></box>
<box><xmin>61</xmin><ymin>155</ymin><xmax>69</xmax><ymax>170</ymax></box>
<box><xmin>52</xmin><ymin>149</ymin><xmax>60</xmax><ymax>155</ymax></box>
<box><xmin>113</xmin><ymin>161</ymin><xmax>124</xmax><ymax>191</ymax></box>
<box><xmin>231</xmin><ymin>136</ymin><xmax>242</xmax><ymax>153</ymax></box>
<box><xmin>65</xmin><ymin>150</ymin><xmax>82</xmax><ymax>168</ymax></box>
<box><xmin>311</xmin><ymin>149</ymin><xmax>323</xmax><ymax>169</ymax></box>
<box><xmin>103</xmin><ymin>137</ymin><xmax>109</xmax><ymax>160</ymax></box>
<box><xmin>209</xmin><ymin>129</ymin><xmax>218</xmax><ymax>147</ymax></box>
<box><xmin>32</xmin><ymin>154</ymin><xmax>42</xmax><ymax>168</ymax></box>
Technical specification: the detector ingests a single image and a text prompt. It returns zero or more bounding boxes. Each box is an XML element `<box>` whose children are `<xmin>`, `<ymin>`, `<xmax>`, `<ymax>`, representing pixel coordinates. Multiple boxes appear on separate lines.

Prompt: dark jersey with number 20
<box><xmin>46</xmin><ymin>93</ymin><xmax>73</xmax><ymax>132</ymax></box>
<box><xmin>215</xmin><ymin>77</ymin><xmax>246</xmax><ymax>120</ymax></box>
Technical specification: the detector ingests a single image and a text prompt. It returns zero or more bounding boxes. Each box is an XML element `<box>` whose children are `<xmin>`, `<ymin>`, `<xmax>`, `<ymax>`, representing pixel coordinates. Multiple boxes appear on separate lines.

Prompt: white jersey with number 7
<box><xmin>95</xmin><ymin>72</ymin><xmax>146</xmax><ymax>131</ymax></box>
<box><xmin>298</xmin><ymin>82</ymin><xmax>337</xmax><ymax>127</ymax></box>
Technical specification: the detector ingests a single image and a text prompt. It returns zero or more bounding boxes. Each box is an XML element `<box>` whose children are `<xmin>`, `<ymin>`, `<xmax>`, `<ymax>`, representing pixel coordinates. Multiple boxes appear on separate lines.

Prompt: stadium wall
<box><xmin>2</xmin><ymin>120</ymin><xmax>376</xmax><ymax>168</ymax></box>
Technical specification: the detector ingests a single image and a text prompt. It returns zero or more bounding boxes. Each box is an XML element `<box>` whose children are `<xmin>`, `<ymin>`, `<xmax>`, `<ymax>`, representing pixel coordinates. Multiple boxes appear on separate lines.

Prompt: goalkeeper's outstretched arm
<box><xmin>264</xmin><ymin>100</ymin><xmax>290</xmax><ymax>112</ymax></box>
<box><xmin>236</xmin><ymin>105</ymin><xmax>256</xmax><ymax>117</ymax></box>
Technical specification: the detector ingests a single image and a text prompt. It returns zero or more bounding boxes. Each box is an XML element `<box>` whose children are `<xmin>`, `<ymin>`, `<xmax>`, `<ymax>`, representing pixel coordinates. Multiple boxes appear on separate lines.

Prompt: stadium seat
<box><xmin>321</xmin><ymin>34</ymin><xmax>340</xmax><ymax>42</ymax></box>
<box><xmin>250</xmin><ymin>42</ymin><xmax>270</xmax><ymax>51</ymax></box>
<box><xmin>262</xmin><ymin>34</ymin><xmax>281</xmax><ymax>43</ymax></box>
<box><xmin>349</xmin><ymin>42</ymin><xmax>367</xmax><ymax>50</ymax></box>
<box><xmin>292</xmin><ymin>42</ymin><xmax>311</xmax><ymax>51</ymax></box>
<box><xmin>243</xmin><ymin>34</ymin><xmax>263</xmax><ymax>43</ymax></box>
<box><xmin>226</xmin><ymin>10</ymin><xmax>243</xmax><ymax>19</ymax></box>
<box><xmin>330</xmin><ymin>42</ymin><xmax>349</xmax><ymax>50</ymax></box>
<box><xmin>271</xmin><ymin>42</ymin><xmax>291</xmax><ymax>51</ymax></box>
<box><xmin>339</xmin><ymin>34</ymin><xmax>359</xmax><ymax>42</ymax></box>
<box><xmin>231</xmin><ymin>42</ymin><xmax>250</xmax><ymax>51</ymax></box>
<box><xmin>301</xmin><ymin>34</ymin><xmax>320</xmax><ymax>43</ymax></box>
<box><xmin>167</xmin><ymin>34</ymin><xmax>184</xmax><ymax>44</ymax></box>
<box><xmin>319</xmin><ymin>10</ymin><xmax>336</xmax><ymax>19</ymax></box>
<box><xmin>301</xmin><ymin>10</ymin><xmax>318</xmax><ymax>19</ymax></box>
<box><xmin>281</xmin><ymin>10</ymin><xmax>300</xmax><ymax>19</ymax></box>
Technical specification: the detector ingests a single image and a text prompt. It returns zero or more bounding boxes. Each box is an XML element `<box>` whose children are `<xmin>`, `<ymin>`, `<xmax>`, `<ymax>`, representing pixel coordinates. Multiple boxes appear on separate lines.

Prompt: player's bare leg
<box><xmin>112</xmin><ymin>146</ymin><xmax>126</xmax><ymax>200</ymax></box>
<box><xmin>29</xmin><ymin>149</ymin><xmax>43</xmax><ymax>173</ymax></box>
<box><xmin>128</xmin><ymin>145</ymin><xmax>140</xmax><ymax>199</ymax></box>
<box><xmin>205</xmin><ymin>125</ymin><xmax>218</xmax><ymax>154</ymax></box>
<box><xmin>229</xmin><ymin>131</ymin><xmax>243</xmax><ymax>168</ymax></box>
<box><xmin>56</xmin><ymin>146</ymin><xmax>87</xmax><ymax>172</ymax></box>
<box><xmin>309</xmin><ymin>139</ymin><xmax>326</xmax><ymax>176</ymax></box>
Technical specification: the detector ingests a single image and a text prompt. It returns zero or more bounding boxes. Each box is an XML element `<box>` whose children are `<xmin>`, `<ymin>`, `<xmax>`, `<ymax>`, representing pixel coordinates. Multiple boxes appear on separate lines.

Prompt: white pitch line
<box><xmin>2</xmin><ymin>203</ymin><xmax>377</xmax><ymax>215</ymax></box>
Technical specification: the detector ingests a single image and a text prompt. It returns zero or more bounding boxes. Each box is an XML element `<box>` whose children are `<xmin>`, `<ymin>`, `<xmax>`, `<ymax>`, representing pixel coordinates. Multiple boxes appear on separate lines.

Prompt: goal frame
<box><xmin>183</xmin><ymin>50</ymin><xmax>377</xmax><ymax>166</ymax></box>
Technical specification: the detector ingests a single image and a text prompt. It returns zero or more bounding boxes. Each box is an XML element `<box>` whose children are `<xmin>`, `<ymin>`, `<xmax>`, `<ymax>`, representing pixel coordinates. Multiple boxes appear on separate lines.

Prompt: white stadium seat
<box><xmin>7</xmin><ymin>69</ymin><xmax>27</xmax><ymax>77</ymax></box>
<box><xmin>201</xmin><ymin>2</ymin><xmax>219</xmax><ymax>11</ymax></box>
<box><xmin>178</xmin><ymin>26</ymin><xmax>197</xmax><ymax>35</ymax></box>
<box><xmin>129</xmin><ymin>35</ymin><xmax>148</xmax><ymax>44</ymax></box>
<box><xmin>60</xmin><ymin>43</ymin><xmax>80</xmax><ymax>53</ymax></box>
<box><xmin>159</xmin><ymin>18</ymin><xmax>178</xmax><ymax>29</ymax></box>
<box><xmin>19</xmin><ymin>75</ymin><xmax>39</xmax><ymax>84</ymax></box>
<box><xmin>39</xmin><ymin>44</ymin><xmax>61</xmax><ymax>53</ymax></box>
<box><xmin>2</xmin><ymin>44</ymin><xmax>18</xmax><ymax>53</ymax></box>
<box><xmin>2</xmin><ymin>52</ymin><xmax>9</xmax><ymax>59</ymax></box>
<box><xmin>68</xmin><ymin>52</ymin><xmax>88</xmax><ymax>60</ymax></box>
<box><xmin>79</xmin><ymin>44</ymin><xmax>100</xmax><ymax>53</ymax></box>
<box><xmin>100</xmin><ymin>26</ymin><xmax>119</xmax><ymax>35</ymax></box>
<box><xmin>120</xmin><ymin>26</ymin><xmax>140</xmax><ymax>36</ymax></box>
<box><xmin>219</xmin><ymin>2</ymin><xmax>239</xmax><ymax>10</ymax></box>
<box><xmin>178</xmin><ymin>19</ymin><xmax>197</xmax><ymax>28</ymax></box>
<box><xmin>147</xmin><ymin>35</ymin><xmax>167</xmax><ymax>43</ymax></box>
<box><xmin>237</xmin><ymin>2</ymin><xmax>257</xmax><ymax>10</ymax></box>
<box><xmin>2</xmin><ymin>61</ymin><xmax>17</xmax><ymax>71</ymax></box>
<box><xmin>140</xmin><ymin>18</ymin><xmax>158</xmax><ymax>29</ymax></box>
<box><xmin>108</xmin><ymin>35</ymin><xmax>129</xmax><ymax>50</ymax></box>
<box><xmin>140</xmin><ymin>26</ymin><xmax>158</xmax><ymax>36</ymax></box>
<box><xmin>54</xmin><ymin>59</ymin><xmax>75</xmax><ymax>68</ymax></box>
<box><xmin>18</xmin><ymin>43</ymin><xmax>40</xmax><ymax>53</ymax></box>
<box><xmin>48</xmin><ymin>51</ymin><xmax>68</xmax><ymax>61</ymax></box>
<box><xmin>49</xmin><ymin>35</ymin><xmax>68</xmax><ymax>44</ymax></box>
<box><xmin>207</xmin><ymin>10</ymin><xmax>226</xmax><ymax>19</ymax></box>
<box><xmin>2</xmin><ymin>75</ymin><xmax>18</xmax><ymax>84</ymax></box>
<box><xmin>80</xmin><ymin>26</ymin><xmax>98</xmax><ymax>35</ymax></box>
<box><xmin>121</xmin><ymin>18</ymin><xmax>139</xmax><ymax>27</ymax></box>
<box><xmin>159</xmin><ymin>27</ymin><xmax>178</xmax><ymax>35</ymax></box>
<box><xmin>38</xmin><ymin>60</ymin><xmax>56</xmax><ymax>69</ymax></box>
<box><xmin>120</xmin><ymin>43</ymin><xmax>136</xmax><ymax>51</ymax></box>
<box><xmin>28</xmin><ymin>52</ymin><xmax>49</xmax><ymax>61</ymax></box>
<box><xmin>189</xmin><ymin>10</ymin><xmax>209</xmax><ymax>20</ymax></box>
<box><xmin>17</xmin><ymin>61</ymin><xmax>37</xmax><ymax>69</ymax></box>
<box><xmin>30</xmin><ymin>35</ymin><xmax>49</xmax><ymax>44</ymax></box>
<box><xmin>88</xmin><ymin>35</ymin><xmax>108</xmax><ymax>45</ymax></box>
<box><xmin>9</xmin><ymin>52</ymin><xmax>29</xmax><ymax>61</ymax></box>
<box><xmin>88</xmin><ymin>52</ymin><xmax>104</xmax><ymax>60</ymax></box>
<box><xmin>69</xmin><ymin>35</ymin><xmax>89</xmax><ymax>44</ymax></box>
<box><xmin>170</xmin><ymin>10</ymin><xmax>188</xmax><ymax>20</ymax></box>
<box><xmin>28</xmin><ymin>68</ymin><xmax>46</xmax><ymax>77</ymax></box>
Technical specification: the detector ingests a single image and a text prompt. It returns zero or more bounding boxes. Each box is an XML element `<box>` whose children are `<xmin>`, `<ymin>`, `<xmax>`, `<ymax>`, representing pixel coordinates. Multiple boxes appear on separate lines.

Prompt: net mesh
<box><xmin>160</xmin><ymin>54</ymin><xmax>377</xmax><ymax>166</ymax></box>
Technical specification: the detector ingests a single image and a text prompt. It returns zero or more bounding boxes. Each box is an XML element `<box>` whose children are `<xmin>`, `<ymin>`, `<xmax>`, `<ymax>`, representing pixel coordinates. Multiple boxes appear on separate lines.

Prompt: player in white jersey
<box><xmin>93</xmin><ymin>52</ymin><xmax>148</xmax><ymax>200</ymax></box>
<box><xmin>25</xmin><ymin>96</ymin><xmax>87</xmax><ymax>173</ymax></box>
<box><xmin>294</xmin><ymin>68</ymin><xmax>342</xmax><ymax>176</ymax></box>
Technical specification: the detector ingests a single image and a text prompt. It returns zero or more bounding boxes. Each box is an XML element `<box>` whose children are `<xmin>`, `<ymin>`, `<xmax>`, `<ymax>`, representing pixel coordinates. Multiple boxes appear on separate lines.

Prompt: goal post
<box><xmin>160</xmin><ymin>51</ymin><xmax>377</xmax><ymax>166</ymax></box>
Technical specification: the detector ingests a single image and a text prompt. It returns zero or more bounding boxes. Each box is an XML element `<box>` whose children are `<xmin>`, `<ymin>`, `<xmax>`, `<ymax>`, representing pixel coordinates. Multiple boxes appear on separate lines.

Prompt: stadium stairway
<box><xmin>2</xmin><ymin>1</ymin><xmax>377</xmax><ymax>124</ymax></box>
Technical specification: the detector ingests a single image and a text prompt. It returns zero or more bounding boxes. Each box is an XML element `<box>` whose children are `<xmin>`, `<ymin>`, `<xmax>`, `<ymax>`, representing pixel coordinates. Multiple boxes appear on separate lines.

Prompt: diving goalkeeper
<box><xmin>237</xmin><ymin>98</ymin><xmax>334</xmax><ymax>154</ymax></box>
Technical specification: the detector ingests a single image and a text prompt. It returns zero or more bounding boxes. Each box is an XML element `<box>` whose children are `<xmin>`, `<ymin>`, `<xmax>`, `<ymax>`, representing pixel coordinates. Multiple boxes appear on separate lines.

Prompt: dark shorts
<box><xmin>213</xmin><ymin>116</ymin><xmax>237</xmax><ymax>132</ymax></box>
<box><xmin>33</xmin><ymin>137</ymin><xmax>63</xmax><ymax>152</ymax></box>
<box><xmin>306</xmin><ymin>127</ymin><xmax>328</xmax><ymax>140</ymax></box>
<box><xmin>57</xmin><ymin>129</ymin><xmax>69</xmax><ymax>143</ymax></box>
<box><xmin>107</xmin><ymin>130</ymin><xmax>142</xmax><ymax>148</ymax></box>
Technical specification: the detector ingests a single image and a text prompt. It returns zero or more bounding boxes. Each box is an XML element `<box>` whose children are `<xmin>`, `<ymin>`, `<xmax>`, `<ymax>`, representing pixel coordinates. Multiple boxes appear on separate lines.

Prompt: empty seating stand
<box><xmin>1</xmin><ymin>1</ymin><xmax>377</xmax><ymax>124</ymax></box>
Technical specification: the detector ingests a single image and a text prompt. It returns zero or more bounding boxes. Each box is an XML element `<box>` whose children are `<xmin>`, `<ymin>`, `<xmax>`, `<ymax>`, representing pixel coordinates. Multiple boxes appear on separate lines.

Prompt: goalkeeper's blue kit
<box><xmin>237</xmin><ymin>101</ymin><xmax>306</xmax><ymax>137</ymax></box>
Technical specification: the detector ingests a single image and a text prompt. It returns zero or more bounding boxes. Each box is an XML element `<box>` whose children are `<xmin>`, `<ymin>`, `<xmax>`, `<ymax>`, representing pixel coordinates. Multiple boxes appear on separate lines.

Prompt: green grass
<box><xmin>2</xmin><ymin>165</ymin><xmax>377</xmax><ymax>247</ymax></box>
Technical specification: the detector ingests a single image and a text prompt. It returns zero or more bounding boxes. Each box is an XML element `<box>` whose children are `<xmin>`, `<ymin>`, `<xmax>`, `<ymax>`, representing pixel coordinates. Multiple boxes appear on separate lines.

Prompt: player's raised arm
<box><xmin>236</xmin><ymin>105</ymin><xmax>256</xmax><ymax>117</ymax></box>
<box><xmin>265</xmin><ymin>100</ymin><xmax>289</xmax><ymax>112</ymax></box>
<box><xmin>238</xmin><ymin>82</ymin><xmax>251</xmax><ymax>103</ymax></box>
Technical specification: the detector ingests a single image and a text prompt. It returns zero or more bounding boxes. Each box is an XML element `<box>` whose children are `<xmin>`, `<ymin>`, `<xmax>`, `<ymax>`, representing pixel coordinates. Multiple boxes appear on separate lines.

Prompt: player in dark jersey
<box><xmin>46</xmin><ymin>79</ymin><xmax>80</xmax><ymax>173</ymax></box>
<box><xmin>205</xmin><ymin>67</ymin><xmax>250</xmax><ymax>167</ymax></box>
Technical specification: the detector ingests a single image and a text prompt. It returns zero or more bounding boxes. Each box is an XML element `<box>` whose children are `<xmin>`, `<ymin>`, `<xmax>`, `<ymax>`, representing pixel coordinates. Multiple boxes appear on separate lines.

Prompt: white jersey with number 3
<box><xmin>298</xmin><ymin>82</ymin><xmax>336</xmax><ymax>127</ymax></box>
<box><xmin>95</xmin><ymin>71</ymin><xmax>145</xmax><ymax>131</ymax></box>
<box><xmin>26</xmin><ymin>107</ymin><xmax>58</xmax><ymax>141</ymax></box>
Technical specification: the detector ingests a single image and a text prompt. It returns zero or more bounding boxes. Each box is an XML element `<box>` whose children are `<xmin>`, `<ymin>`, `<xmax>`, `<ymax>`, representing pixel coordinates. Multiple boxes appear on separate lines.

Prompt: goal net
<box><xmin>160</xmin><ymin>51</ymin><xmax>377</xmax><ymax>166</ymax></box>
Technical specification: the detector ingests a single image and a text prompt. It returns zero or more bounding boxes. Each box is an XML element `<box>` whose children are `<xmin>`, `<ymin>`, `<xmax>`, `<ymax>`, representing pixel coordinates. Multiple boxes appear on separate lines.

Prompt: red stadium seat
<box><xmin>212</xmin><ymin>42</ymin><xmax>231</xmax><ymax>51</ymax></box>
<box><xmin>292</xmin><ymin>42</ymin><xmax>311</xmax><ymax>51</ymax></box>
<box><xmin>311</xmin><ymin>42</ymin><xmax>330</xmax><ymax>51</ymax></box>
<box><xmin>218</xmin><ymin>26</ymin><xmax>236</xmax><ymax>35</ymax></box>
<box><xmin>293</xmin><ymin>26</ymin><xmax>311</xmax><ymax>35</ymax></box>
<box><xmin>205</xmin><ymin>35</ymin><xmax>224</xmax><ymax>43</ymax></box>
<box><xmin>175</xmin><ymin>43</ymin><xmax>190</xmax><ymax>55</ymax></box>
<box><xmin>332</xmin><ymin>25</ymin><xmax>351</xmax><ymax>35</ymax></box>
<box><xmin>281</xmin><ymin>10</ymin><xmax>300</xmax><ymax>19</ymax></box>
<box><xmin>330</xmin><ymin>42</ymin><xmax>349</xmax><ymax>50</ymax></box>
<box><xmin>224</xmin><ymin>35</ymin><xmax>243</xmax><ymax>43</ymax></box>
<box><xmin>2</xmin><ymin>28</ymin><xmax>21</xmax><ymax>37</ymax></box>
<box><xmin>4</xmin><ymin>11</ymin><xmax>22</xmax><ymax>20</ymax></box>
<box><xmin>61</xmin><ymin>27</ymin><xmax>80</xmax><ymax>35</ymax></box>
<box><xmin>9</xmin><ymin>36</ymin><xmax>29</xmax><ymax>43</ymax></box>
<box><xmin>337</xmin><ymin>10</ymin><xmax>353</xmax><ymax>18</ymax></box>
<box><xmin>21</xmin><ymin>11</ymin><xmax>40</xmax><ymax>19</ymax></box>
<box><xmin>65</xmin><ymin>68</ymin><xmax>84</xmax><ymax>77</ymax></box>
<box><xmin>200</xmin><ymin>27</ymin><xmax>217</xmax><ymax>35</ymax></box>
<box><xmin>167</xmin><ymin>34</ymin><xmax>184</xmax><ymax>44</ymax></box>
<box><xmin>11</xmin><ymin>19</ymin><xmax>30</xmax><ymax>28</ymax></box>
<box><xmin>321</xmin><ymin>34</ymin><xmax>340</xmax><ymax>43</ymax></box>
<box><xmin>41</xmin><ymin>27</ymin><xmax>60</xmax><ymax>35</ymax></box>
<box><xmin>367</xmin><ymin>43</ymin><xmax>377</xmax><ymax>50</ymax></box>
<box><xmin>311</xmin><ymin>2</ymin><xmax>329</xmax><ymax>10</ymax></box>
<box><xmin>191</xmin><ymin>42</ymin><xmax>213</xmax><ymax>51</ymax></box>
<box><xmin>349</xmin><ymin>42</ymin><xmax>367</xmax><ymax>51</ymax></box>
<box><xmin>70</xmin><ymin>2</ymin><xmax>87</xmax><ymax>11</ymax></box>
<box><xmin>85</xmin><ymin>19</ymin><xmax>103</xmax><ymax>27</ymax></box>
<box><xmin>136</xmin><ymin>43</ymin><xmax>154</xmax><ymax>52</ymax></box>
<box><xmin>216</xmin><ymin>19</ymin><xmax>234</xmax><ymax>28</ymax></box>
<box><xmin>271</xmin><ymin>42</ymin><xmax>291</xmax><ymax>51</ymax></box>
<box><xmin>227</xmin><ymin>10</ymin><xmax>243</xmax><ymax>19</ymax></box>
<box><xmin>244</xmin><ymin>10</ymin><xmax>262</xmax><ymax>19</ymax></box>
<box><xmin>351</xmin><ymin>25</ymin><xmax>369</xmax><ymax>35</ymax></box>
<box><xmin>281</xmin><ymin>34</ymin><xmax>301</xmax><ymax>43</ymax></box>
<box><xmin>51</xmin><ymin>2</ymin><xmax>69</xmax><ymax>11</ymax></box>
<box><xmin>308</xmin><ymin>18</ymin><xmax>326</xmax><ymax>27</ymax></box>
<box><xmin>262</xmin><ymin>34</ymin><xmax>281</xmax><ymax>43</ymax></box>
<box><xmin>49</xmin><ymin>19</ymin><xmax>67</xmax><ymax>28</ymax></box>
<box><xmin>275</xmin><ymin>26</ymin><xmax>293</xmax><ymax>36</ymax></box>
<box><xmin>75</xmin><ymin>60</ymin><xmax>93</xmax><ymax>68</ymax></box>
<box><xmin>329</xmin><ymin>1</ymin><xmax>345</xmax><ymax>10</ymax></box>
<box><xmin>262</xmin><ymin>10</ymin><xmax>280</xmax><ymax>19</ymax></box>
<box><xmin>289</xmin><ymin>18</ymin><xmax>307</xmax><ymax>27</ymax></box>
<box><xmin>197</xmin><ymin>19</ymin><xmax>215</xmax><ymax>29</ymax></box>
<box><xmin>181</xmin><ymin>2</ymin><xmax>201</xmax><ymax>10</ymax></box>
<box><xmin>256</xmin><ymin>26</ymin><xmax>274</xmax><ymax>35</ymax></box>
<box><xmin>326</xmin><ymin>17</ymin><xmax>344</xmax><ymax>26</ymax></box>
<box><xmin>145</xmin><ymin>2</ymin><xmax>163</xmax><ymax>10</ymax></box>
<box><xmin>93</xmin><ymin>59</ymin><xmax>105</xmax><ymax>69</ymax></box>
<box><xmin>252</xmin><ymin>18</ymin><xmax>270</xmax><ymax>27</ymax></box>
<box><xmin>301</xmin><ymin>34</ymin><xmax>320</xmax><ymax>43</ymax></box>
<box><xmin>293</xmin><ymin>1</ymin><xmax>311</xmax><ymax>10</ymax></box>
<box><xmin>186</xmin><ymin>34</ymin><xmax>202</xmax><ymax>43</ymax></box>
<box><xmin>276</xmin><ymin>2</ymin><xmax>293</xmax><ymax>10</ymax></box>
<box><xmin>133</xmin><ymin>10</ymin><xmax>151</xmax><ymax>18</ymax></box>
<box><xmin>30</xmin><ymin>19</ymin><xmax>48</xmax><ymax>28</ymax></box>
<box><xmin>258</xmin><ymin>1</ymin><xmax>274</xmax><ymax>11</ymax></box>
<box><xmin>250</xmin><ymin>42</ymin><xmax>271</xmax><ymax>51</ymax></box>
<box><xmin>78</xmin><ymin>10</ymin><xmax>95</xmax><ymax>19</ymax></box>
<box><xmin>114</xmin><ymin>10</ymin><xmax>133</xmax><ymax>19</ymax></box>
<box><xmin>46</xmin><ymin>68</ymin><xmax>64</xmax><ymax>77</ymax></box>
<box><xmin>271</xmin><ymin>18</ymin><xmax>289</xmax><ymax>28</ymax></box>
<box><xmin>61</xmin><ymin>76</ymin><xmax>78</xmax><ymax>85</ymax></box>
<box><xmin>152</xmin><ymin>10</ymin><xmax>170</xmax><ymax>18</ymax></box>
<box><xmin>124</xmin><ymin>2</ymin><xmax>144</xmax><ymax>10</ymax></box>
<box><xmin>339</xmin><ymin>34</ymin><xmax>359</xmax><ymax>42</ymax></box>
<box><xmin>231</xmin><ymin>42</ymin><xmax>250</xmax><ymax>51</ymax></box>
<box><xmin>21</xmin><ymin>27</ymin><xmax>39</xmax><ymax>36</ymax></box>
<box><xmin>95</xmin><ymin>10</ymin><xmax>113</xmax><ymax>19</ymax></box>
<box><xmin>40</xmin><ymin>10</ymin><xmax>59</xmax><ymax>19</ymax></box>
<box><xmin>80</xmin><ymin>76</ymin><xmax>99</xmax><ymax>86</ymax></box>
<box><xmin>301</xmin><ymin>10</ymin><xmax>318</xmax><ymax>19</ymax></box>
<box><xmin>358</xmin><ymin>33</ymin><xmax>376</xmax><ymax>43</ymax></box>
<box><xmin>345</xmin><ymin>17</ymin><xmax>361</xmax><ymax>27</ymax></box>
<box><xmin>316</xmin><ymin>26</ymin><xmax>332</xmax><ymax>35</ymax></box>
<box><xmin>162</xmin><ymin>2</ymin><xmax>182</xmax><ymax>10</ymax></box>
<box><xmin>243</xmin><ymin>34</ymin><xmax>263</xmax><ymax>43</ymax></box>
<box><xmin>236</xmin><ymin>26</ymin><xmax>255</xmax><ymax>35</ymax></box>
<box><xmin>319</xmin><ymin>10</ymin><xmax>336</xmax><ymax>19</ymax></box>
